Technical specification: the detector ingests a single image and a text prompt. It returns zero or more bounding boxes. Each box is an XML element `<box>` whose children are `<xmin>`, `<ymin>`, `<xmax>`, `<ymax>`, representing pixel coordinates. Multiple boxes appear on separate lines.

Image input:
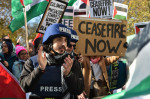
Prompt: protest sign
<box><xmin>62</xmin><ymin>6</ymin><xmax>74</xmax><ymax>29</ymax></box>
<box><xmin>134</xmin><ymin>22</ymin><xmax>149</xmax><ymax>34</ymax></box>
<box><xmin>89</xmin><ymin>0</ymin><xmax>113</xmax><ymax>18</ymax></box>
<box><xmin>37</xmin><ymin>0</ymin><xmax>67</xmax><ymax>34</ymax></box>
<box><xmin>73</xmin><ymin>17</ymin><xmax>127</xmax><ymax>56</ymax></box>
<box><xmin>112</xmin><ymin>2</ymin><xmax>128</xmax><ymax>20</ymax></box>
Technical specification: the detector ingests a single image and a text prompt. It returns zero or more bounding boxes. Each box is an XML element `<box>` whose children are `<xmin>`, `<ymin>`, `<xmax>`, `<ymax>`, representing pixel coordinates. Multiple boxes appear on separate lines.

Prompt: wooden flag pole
<box><xmin>23</xmin><ymin>6</ymin><xmax>29</xmax><ymax>52</ymax></box>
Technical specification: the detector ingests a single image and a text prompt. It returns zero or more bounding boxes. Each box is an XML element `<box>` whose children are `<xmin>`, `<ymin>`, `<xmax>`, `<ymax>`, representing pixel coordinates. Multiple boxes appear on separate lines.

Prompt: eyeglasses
<box><xmin>20</xmin><ymin>53</ymin><xmax>28</xmax><ymax>56</ymax></box>
<box><xmin>68</xmin><ymin>44</ymin><xmax>76</xmax><ymax>49</ymax></box>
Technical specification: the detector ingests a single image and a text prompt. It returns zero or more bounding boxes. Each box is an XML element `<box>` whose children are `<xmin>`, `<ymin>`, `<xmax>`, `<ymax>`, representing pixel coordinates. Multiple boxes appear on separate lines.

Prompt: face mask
<box><xmin>90</xmin><ymin>57</ymin><xmax>101</xmax><ymax>64</ymax></box>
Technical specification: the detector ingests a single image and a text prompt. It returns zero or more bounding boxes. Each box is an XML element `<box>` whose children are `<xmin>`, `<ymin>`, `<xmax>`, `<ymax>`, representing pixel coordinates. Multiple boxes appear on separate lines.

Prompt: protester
<box><xmin>20</xmin><ymin>23</ymin><xmax>84</xmax><ymax>99</ymax></box>
<box><xmin>12</xmin><ymin>45</ymin><xmax>29</xmax><ymax>80</ymax></box>
<box><xmin>82</xmin><ymin>56</ymin><xmax>119</xmax><ymax>98</ymax></box>
<box><xmin>28</xmin><ymin>43</ymin><xmax>35</xmax><ymax>57</ymax></box>
<box><xmin>0</xmin><ymin>40</ymin><xmax>17</xmax><ymax>72</ymax></box>
<box><xmin>107</xmin><ymin>59</ymin><xmax>128</xmax><ymax>93</ymax></box>
<box><xmin>66</xmin><ymin>28</ymin><xmax>83</xmax><ymax>63</ymax></box>
<box><xmin>65</xmin><ymin>28</ymin><xmax>85</xmax><ymax>98</ymax></box>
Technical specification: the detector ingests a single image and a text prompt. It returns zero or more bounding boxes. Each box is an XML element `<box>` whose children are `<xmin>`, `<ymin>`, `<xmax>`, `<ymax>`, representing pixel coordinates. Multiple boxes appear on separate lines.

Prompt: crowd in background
<box><xmin>0</xmin><ymin>24</ymin><xmax>128</xmax><ymax>99</ymax></box>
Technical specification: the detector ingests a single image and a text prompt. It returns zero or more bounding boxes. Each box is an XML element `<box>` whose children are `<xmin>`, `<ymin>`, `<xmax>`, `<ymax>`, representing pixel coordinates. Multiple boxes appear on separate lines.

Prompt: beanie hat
<box><xmin>42</xmin><ymin>23</ymin><xmax>71</xmax><ymax>45</ymax></box>
<box><xmin>16</xmin><ymin>45</ymin><xmax>27</xmax><ymax>56</ymax></box>
<box><xmin>3</xmin><ymin>40</ymin><xmax>13</xmax><ymax>54</ymax></box>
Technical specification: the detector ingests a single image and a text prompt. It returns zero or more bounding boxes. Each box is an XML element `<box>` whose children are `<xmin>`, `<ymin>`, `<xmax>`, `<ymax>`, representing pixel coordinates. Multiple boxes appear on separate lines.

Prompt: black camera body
<box><xmin>54</xmin><ymin>52</ymin><xmax>70</xmax><ymax>66</ymax></box>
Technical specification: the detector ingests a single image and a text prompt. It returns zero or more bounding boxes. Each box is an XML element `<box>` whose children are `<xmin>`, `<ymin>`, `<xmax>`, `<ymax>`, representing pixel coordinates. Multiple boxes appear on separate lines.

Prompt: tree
<box><xmin>0</xmin><ymin>0</ymin><xmax>40</xmax><ymax>45</ymax></box>
<box><xmin>123</xmin><ymin>0</ymin><xmax>150</xmax><ymax>35</ymax></box>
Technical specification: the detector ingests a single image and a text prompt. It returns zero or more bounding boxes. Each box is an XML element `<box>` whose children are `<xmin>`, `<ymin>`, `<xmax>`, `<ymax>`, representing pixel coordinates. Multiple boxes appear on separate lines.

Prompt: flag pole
<box><xmin>23</xmin><ymin>6</ymin><xmax>29</xmax><ymax>52</ymax></box>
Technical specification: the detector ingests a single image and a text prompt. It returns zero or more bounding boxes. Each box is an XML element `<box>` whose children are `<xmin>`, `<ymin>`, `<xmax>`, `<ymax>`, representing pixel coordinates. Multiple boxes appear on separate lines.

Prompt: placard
<box><xmin>37</xmin><ymin>0</ymin><xmax>67</xmax><ymax>33</ymax></box>
<box><xmin>73</xmin><ymin>17</ymin><xmax>127</xmax><ymax>56</ymax></box>
<box><xmin>112</xmin><ymin>2</ymin><xmax>128</xmax><ymax>20</ymax></box>
<box><xmin>90</xmin><ymin>0</ymin><xmax>113</xmax><ymax>18</ymax></box>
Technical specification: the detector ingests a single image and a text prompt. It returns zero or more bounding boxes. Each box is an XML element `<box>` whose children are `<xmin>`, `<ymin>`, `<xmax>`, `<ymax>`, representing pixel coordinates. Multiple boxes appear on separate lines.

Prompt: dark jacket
<box><xmin>20</xmin><ymin>54</ymin><xmax>84</xmax><ymax>98</ymax></box>
<box><xmin>0</xmin><ymin>52</ymin><xmax>17</xmax><ymax>72</ymax></box>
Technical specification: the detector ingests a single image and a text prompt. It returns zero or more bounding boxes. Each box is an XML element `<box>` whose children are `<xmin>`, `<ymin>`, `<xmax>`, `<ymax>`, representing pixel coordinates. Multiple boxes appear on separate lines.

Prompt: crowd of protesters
<box><xmin>0</xmin><ymin>23</ymin><xmax>128</xmax><ymax>99</ymax></box>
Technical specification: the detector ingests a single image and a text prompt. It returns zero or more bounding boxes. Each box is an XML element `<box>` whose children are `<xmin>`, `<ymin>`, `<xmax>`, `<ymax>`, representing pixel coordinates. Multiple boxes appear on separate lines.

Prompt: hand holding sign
<box><xmin>63</xmin><ymin>55</ymin><xmax>73</xmax><ymax>76</ymax></box>
<box><xmin>38</xmin><ymin>46</ymin><xmax>47</xmax><ymax>71</ymax></box>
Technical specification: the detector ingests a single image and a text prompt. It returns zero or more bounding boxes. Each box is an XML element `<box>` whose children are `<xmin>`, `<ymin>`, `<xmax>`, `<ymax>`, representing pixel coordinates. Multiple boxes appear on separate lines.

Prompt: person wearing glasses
<box><xmin>66</xmin><ymin>29</ymin><xmax>84</xmax><ymax>64</ymax></box>
<box><xmin>12</xmin><ymin>45</ymin><xmax>29</xmax><ymax>80</ymax></box>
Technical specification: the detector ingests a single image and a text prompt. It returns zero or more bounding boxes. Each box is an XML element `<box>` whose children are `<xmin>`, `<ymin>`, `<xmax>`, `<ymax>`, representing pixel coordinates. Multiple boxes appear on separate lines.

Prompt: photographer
<box><xmin>20</xmin><ymin>24</ymin><xmax>84</xmax><ymax>99</ymax></box>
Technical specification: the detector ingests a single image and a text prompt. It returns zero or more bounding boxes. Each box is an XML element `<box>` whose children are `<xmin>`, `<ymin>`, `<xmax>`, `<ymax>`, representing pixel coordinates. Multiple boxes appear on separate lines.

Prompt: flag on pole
<box><xmin>112</xmin><ymin>2</ymin><xmax>128</xmax><ymax>20</ymax></box>
<box><xmin>9</xmin><ymin>0</ymin><xmax>49</xmax><ymax>33</ymax></box>
<box><xmin>0</xmin><ymin>62</ymin><xmax>26</xmax><ymax>98</ymax></box>
<box><xmin>103</xmin><ymin>22</ymin><xmax>150</xmax><ymax>99</ymax></box>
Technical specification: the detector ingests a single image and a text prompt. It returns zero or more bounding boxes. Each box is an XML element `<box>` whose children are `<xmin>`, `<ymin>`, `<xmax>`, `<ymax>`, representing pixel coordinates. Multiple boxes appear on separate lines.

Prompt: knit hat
<box><xmin>16</xmin><ymin>45</ymin><xmax>27</xmax><ymax>56</ymax></box>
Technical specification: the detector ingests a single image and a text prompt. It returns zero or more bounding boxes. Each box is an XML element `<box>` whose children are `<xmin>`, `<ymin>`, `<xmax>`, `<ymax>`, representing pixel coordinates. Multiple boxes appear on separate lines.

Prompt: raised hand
<box><xmin>63</xmin><ymin>55</ymin><xmax>73</xmax><ymax>76</ymax></box>
<box><xmin>37</xmin><ymin>46</ymin><xmax>47</xmax><ymax>70</ymax></box>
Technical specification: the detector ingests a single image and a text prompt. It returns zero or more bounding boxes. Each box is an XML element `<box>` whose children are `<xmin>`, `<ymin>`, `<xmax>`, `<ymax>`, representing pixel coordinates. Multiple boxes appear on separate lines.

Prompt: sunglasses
<box><xmin>68</xmin><ymin>44</ymin><xmax>76</xmax><ymax>49</ymax></box>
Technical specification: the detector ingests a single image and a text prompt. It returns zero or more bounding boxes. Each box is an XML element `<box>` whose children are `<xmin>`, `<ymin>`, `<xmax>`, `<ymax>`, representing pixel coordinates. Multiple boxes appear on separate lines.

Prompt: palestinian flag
<box><xmin>113</xmin><ymin>2</ymin><xmax>128</xmax><ymax>20</ymax></box>
<box><xmin>62</xmin><ymin>6</ymin><xmax>74</xmax><ymax>28</ymax></box>
<box><xmin>103</xmin><ymin>22</ymin><xmax>150</xmax><ymax>99</ymax></box>
<box><xmin>134</xmin><ymin>22</ymin><xmax>148</xmax><ymax>34</ymax></box>
<box><xmin>68</xmin><ymin>0</ymin><xmax>89</xmax><ymax>6</ymax></box>
<box><xmin>9</xmin><ymin>0</ymin><xmax>49</xmax><ymax>33</ymax></box>
<box><xmin>74</xmin><ymin>9</ymin><xmax>87</xmax><ymax>17</ymax></box>
<box><xmin>0</xmin><ymin>63</ymin><xmax>26</xmax><ymax>98</ymax></box>
<box><xmin>68</xmin><ymin>0</ymin><xmax>89</xmax><ymax>17</ymax></box>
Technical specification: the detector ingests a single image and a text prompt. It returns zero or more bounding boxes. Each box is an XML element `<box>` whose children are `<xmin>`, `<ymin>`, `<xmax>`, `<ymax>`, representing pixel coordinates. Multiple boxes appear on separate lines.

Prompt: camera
<box><xmin>54</xmin><ymin>52</ymin><xmax>70</xmax><ymax>66</ymax></box>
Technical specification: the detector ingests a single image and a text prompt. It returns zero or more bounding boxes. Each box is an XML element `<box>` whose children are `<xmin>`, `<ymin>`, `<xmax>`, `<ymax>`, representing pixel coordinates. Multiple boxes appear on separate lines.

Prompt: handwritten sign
<box><xmin>37</xmin><ymin>0</ymin><xmax>67</xmax><ymax>34</ymax></box>
<box><xmin>89</xmin><ymin>0</ymin><xmax>113</xmax><ymax>18</ymax></box>
<box><xmin>73</xmin><ymin>17</ymin><xmax>127</xmax><ymax>56</ymax></box>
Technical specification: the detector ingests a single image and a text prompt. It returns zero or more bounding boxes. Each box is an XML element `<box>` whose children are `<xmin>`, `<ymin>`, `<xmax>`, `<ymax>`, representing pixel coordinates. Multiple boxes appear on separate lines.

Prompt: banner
<box><xmin>37</xmin><ymin>0</ymin><xmax>68</xmax><ymax>34</ymax></box>
<box><xmin>73</xmin><ymin>17</ymin><xmax>127</xmax><ymax>56</ymax></box>
<box><xmin>89</xmin><ymin>0</ymin><xmax>113</xmax><ymax>18</ymax></box>
<box><xmin>0</xmin><ymin>62</ymin><xmax>26</xmax><ymax>98</ymax></box>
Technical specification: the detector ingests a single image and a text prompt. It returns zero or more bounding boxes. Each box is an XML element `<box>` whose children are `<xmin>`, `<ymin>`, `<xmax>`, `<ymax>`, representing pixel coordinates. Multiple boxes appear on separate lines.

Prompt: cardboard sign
<box><xmin>62</xmin><ymin>6</ymin><xmax>74</xmax><ymax>29</ymax></box>
<box><xmin>89</xmin><ymin>0</ymin><xmax>113</xmax><ymax>18</ymax></box>
<box><xmin>134</xmin><ymin>22</ymin><xmax>149</xmax><ymax>34</ymax></box>
<box><xmin>37</xmin><ymin>0</ymin><xmax>67</xmax><ymax>34</ymax></box>
<box><xmin>73</xmin><ymin>17</ymin><xmax>127</xmax><ymax>56</ymax></box>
